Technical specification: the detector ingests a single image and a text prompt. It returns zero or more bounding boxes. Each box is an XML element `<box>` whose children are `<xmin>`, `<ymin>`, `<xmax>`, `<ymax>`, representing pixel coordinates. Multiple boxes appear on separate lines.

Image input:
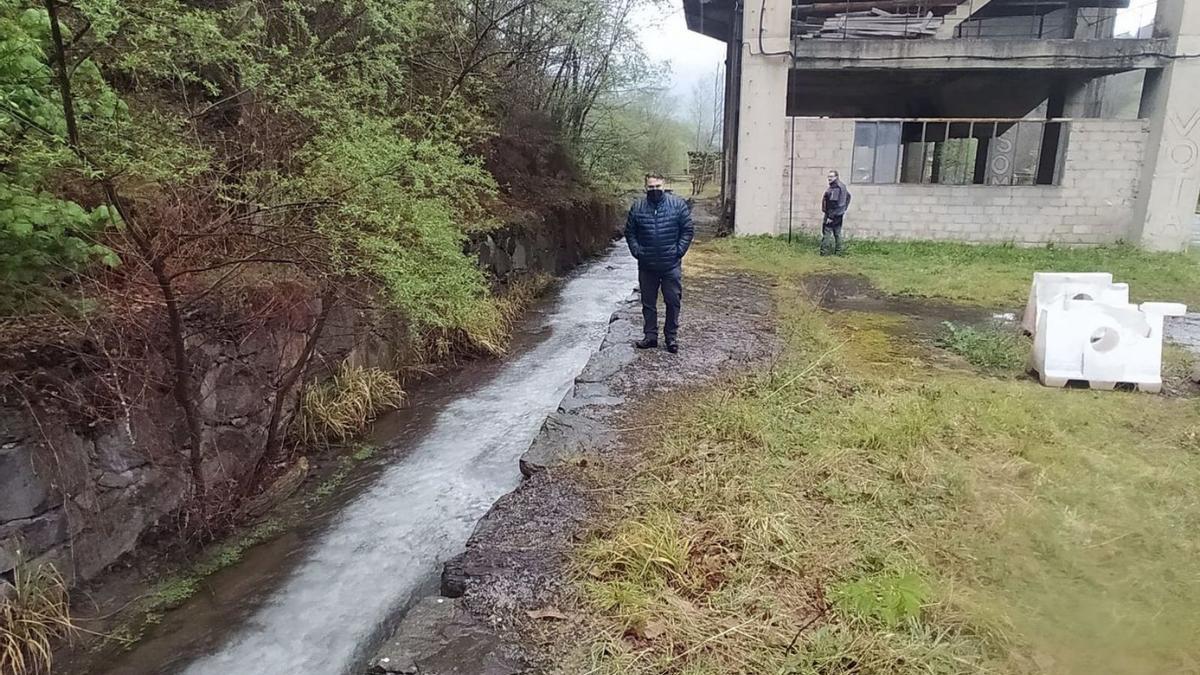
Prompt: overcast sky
<box><xmin>1115</xmin><ymin>0</ymin><xmax>1157</xmax><ymax>36</ymax></box>
<box><xmin>635</xmin><ymin>2</ymin><xmax>725</xmax><ymax>112</ymax></box>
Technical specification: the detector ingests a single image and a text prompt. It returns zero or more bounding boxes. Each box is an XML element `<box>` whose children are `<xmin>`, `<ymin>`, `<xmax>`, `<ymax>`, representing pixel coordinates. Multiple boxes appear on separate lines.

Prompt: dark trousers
<box><xmin>638</xmin><ymin>264</ymin><xmax>682</xmax><ymax>340</ymax></box>
<box><xmin>821</xmin><ymin>215</ymin><xmax>844</xmax><ymax>255</ymax></box>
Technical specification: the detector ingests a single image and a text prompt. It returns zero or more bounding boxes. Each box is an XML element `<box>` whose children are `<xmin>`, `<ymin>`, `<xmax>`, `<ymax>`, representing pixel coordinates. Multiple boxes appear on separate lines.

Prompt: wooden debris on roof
<box><xmin>794</xmin><ymin>8</ymin><xmax>943</xmax><ymax>39</ymax></box>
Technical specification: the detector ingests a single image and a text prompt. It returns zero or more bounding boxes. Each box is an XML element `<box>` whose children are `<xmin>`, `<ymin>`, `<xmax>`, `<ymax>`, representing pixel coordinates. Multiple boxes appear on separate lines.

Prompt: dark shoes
<box><xmin>634</xmin><ymin>337</ymin><xmax>679</xmax><ymax>354</ymax></box>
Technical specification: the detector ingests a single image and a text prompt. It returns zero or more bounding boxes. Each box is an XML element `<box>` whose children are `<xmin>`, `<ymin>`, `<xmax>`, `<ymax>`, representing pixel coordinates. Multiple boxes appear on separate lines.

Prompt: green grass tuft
<box><xmin>298</xmin><ymin>365</ymin><xmax>405</xmax><ymax>444</ymax></box>
<box><xmin>937</xmin><ymin>321</ymin><xmax>1028</xmax><ymax>373</ymax></box>
<box><xmin>832</xmin><ymin>571</ymin><xmax>929</xmax><ymax>629</ymax></box>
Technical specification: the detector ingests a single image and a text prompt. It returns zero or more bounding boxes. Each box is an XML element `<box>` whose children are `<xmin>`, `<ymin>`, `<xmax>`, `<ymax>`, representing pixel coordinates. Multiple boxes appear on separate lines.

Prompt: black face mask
<box><xmin>646</xmin><ymin>188</ymin><xmax>665</xmax><ymax>203</ymax></box>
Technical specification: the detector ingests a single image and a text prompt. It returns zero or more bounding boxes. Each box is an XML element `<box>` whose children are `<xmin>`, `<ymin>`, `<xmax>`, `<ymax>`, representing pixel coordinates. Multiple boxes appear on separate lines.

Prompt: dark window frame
<box><xmin>851</xmin><ymin>118</ymin><xmax>1070</xmax><ymax>187</ymax></box>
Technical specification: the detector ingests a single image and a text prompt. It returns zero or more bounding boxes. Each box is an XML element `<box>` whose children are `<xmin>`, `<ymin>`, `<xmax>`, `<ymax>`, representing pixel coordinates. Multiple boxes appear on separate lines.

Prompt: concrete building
<box><xmin>684</xmin><ymin>0</ymin><xmax>1200</xmax><ymax>250</ymax></box>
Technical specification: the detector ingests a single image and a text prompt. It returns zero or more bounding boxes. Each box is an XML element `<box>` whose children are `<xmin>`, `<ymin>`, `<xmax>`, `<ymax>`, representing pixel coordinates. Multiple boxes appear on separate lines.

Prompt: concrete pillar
<box><xmin>720</xmin><ymin>23</ymin><xmax>741</xmax><ymax>208</ymax></box>
<box><xmin>733</xmin><ymin>0</ymin><xmax>790</xmax><ymax>236</ymax></box>
<box><xmin>1062</xmin><ymin>76</ymin><xmax>1106</xmax><ymax>118</ymax></box>
<box><xmin>1133</xmin><ymin>0</ymin><xmax>1200</xmax><ymax>251</ymax></box>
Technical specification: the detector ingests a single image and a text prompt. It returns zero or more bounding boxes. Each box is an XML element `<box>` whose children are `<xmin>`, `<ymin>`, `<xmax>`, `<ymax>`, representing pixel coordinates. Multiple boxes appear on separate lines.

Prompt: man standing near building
<box><xmin>821</xmin><ymin>170</ymin><xmax>851</xmax><ymax>256</ymax></box>
<box><xmin>625</xmin><ymin>173</ymin><xmax>695</xmax><ymax>354</ymax></box>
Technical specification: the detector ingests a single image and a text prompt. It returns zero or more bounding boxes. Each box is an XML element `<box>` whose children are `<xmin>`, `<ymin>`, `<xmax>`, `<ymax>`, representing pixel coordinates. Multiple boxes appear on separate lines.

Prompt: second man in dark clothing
<box><xmin>625</xmin><ymin>173</ymin><xmax>695</xmax><ymax>354</ymax></box>
<box><xmin>821</xmin><ymin>170</ymin><xmax>852</xmax><ymax>256</ymax></box>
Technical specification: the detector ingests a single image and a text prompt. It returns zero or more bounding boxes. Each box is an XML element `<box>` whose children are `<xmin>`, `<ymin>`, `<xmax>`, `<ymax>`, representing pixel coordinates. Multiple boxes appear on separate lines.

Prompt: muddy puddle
<box><xmin>800</xmin><ymin>273</ymin><xmax>1008</xmax><ymax>339</ymax></box>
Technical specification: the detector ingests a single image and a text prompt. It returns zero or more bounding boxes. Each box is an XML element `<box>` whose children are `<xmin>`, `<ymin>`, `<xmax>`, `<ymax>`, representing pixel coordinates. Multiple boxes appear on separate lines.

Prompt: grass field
<box><xmin>567</xmin><ymin>241</ymin><xmax>1200</xmax><ymax>674</ymax></box>
<box><xmin>720</xmin><ymin>236</ymin><xmax>1200</xmax><ymax>308</ymax></box>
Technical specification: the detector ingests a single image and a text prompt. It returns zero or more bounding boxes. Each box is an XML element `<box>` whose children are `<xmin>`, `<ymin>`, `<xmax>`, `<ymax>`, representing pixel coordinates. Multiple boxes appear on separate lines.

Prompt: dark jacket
<box><xmin>625</xmin><ymin>193</ymin><xmax>695</xmax><ymax>271</ymax></box>
<box><xmin>822</xmin><ymin>180</ymin><xmax>852</xmax><ymax>218</ymax></box>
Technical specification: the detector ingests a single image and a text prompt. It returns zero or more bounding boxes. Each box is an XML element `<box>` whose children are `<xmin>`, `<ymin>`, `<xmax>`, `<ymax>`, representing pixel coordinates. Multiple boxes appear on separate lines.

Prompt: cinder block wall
<box><xmin>776</xmin><ymin>118</ymin><xmax>1150</xmax><ymax>245</ymax></box>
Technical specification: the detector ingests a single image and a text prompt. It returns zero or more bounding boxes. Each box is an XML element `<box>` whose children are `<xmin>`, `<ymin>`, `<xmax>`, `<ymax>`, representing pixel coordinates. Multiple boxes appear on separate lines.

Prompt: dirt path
<box><xmin>367</xmin><ymin>209</ymin><xmax>780</xmax><ymax>674</ymax></box>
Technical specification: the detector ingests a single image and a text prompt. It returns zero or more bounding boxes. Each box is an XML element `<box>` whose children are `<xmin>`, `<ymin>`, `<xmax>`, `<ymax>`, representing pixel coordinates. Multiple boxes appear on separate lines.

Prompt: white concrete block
<box><xmin>1022</xmin><ymin>272</ymin><xmax>1130</xmax><ymax>334</ymax></box>
<box><xmin>1032</xmin><ymin>298</ymin><xmax>1187</xmax><ymax>393</ymax></box>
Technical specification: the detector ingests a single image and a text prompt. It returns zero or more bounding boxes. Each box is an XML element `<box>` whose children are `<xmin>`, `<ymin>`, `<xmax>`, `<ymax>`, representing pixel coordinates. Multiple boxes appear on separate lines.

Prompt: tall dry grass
<box><xmin>462</xmin><ymin>273</ymin><xmax>555</xmax><ymax>357</ymax></box>
<box><xmin>297</xmin><ymin>365</ymin><xmax>405</xmax><ymax>443</ymax></box>
<box><xmin>1</xmin><ymin>559</ymin><xmax>75</xmax><ymax>675</ymax></box>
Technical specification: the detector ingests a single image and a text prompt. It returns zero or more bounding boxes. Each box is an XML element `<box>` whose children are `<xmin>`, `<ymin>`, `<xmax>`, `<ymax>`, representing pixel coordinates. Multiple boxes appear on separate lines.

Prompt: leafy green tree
<box><xmin>0</xmin><ymin>2</ymin><xmax>116</xmax><ymax>300</ymax></box>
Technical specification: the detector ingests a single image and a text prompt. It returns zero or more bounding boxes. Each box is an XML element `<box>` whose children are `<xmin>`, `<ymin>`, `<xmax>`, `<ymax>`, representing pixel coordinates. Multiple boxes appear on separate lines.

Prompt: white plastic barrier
<box><xmin>1031</xmin><ymin>298</ymin><xmax>1188</xmax><ymax>393</ymax></box>
<box><xmin>1022</xmin><ymin>272</ymin><xmax>1130</xmax><ymax>335</ymax></box>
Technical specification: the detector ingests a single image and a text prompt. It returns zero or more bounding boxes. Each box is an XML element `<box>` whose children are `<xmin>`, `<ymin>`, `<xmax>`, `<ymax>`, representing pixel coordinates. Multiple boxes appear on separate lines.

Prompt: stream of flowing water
<box><xmin>103</xmin><ymin>245</ymin><xmax>635</xmax><ymax>675</ymax></box>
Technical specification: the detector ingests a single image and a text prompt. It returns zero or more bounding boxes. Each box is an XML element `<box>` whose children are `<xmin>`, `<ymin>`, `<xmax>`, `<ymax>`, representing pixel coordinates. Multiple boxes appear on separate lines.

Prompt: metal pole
<box><xmin>788</xmin><ymin>115</ymin><xmax>796</xmax><ymax>243</ymax></box>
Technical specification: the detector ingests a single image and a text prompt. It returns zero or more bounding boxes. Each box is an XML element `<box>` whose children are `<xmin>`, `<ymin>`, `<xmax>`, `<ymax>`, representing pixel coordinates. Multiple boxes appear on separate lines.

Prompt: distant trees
<box><xmin>579</xmin><ymin>88</ymin><xmax>691</xmax><ymax>187</ymax></box>
<box><xmin>689</xmin><ymin>63</ymin><xmax>724</xmax><ymax>155</ymax></box>
<box><xmin>686</xmin><ymin>63</ymin><xmax>724</xmax><ymax>195</ymax></box>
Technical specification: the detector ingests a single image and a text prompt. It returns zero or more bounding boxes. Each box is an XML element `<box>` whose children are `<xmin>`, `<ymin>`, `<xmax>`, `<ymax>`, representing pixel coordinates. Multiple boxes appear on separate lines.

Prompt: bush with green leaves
<box><xmin>287</xmin><ymin>115</ymin><xmax>502</xmax><ymax>337</ymax></box>
<box><xmin>1</xmin><ymin>3</ymin><xmax>119</xmax><ymax>298</ymax></box>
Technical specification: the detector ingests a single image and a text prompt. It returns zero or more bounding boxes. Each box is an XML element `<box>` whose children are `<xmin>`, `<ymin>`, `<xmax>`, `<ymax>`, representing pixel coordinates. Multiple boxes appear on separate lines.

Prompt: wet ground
<box><xmin>1165</xmin><ymin>313</ymin><xmax>1200</xmax><ymax>352</ymax></box>
<box><xmin>378</xmin><ymin>250</ymin><xmax>782</xmax><ymax>673</ymax></box>
<box><xmin>801</xmin><ymin>272</ymin><xmax>1006</xmax><ymax>337</ymax></box>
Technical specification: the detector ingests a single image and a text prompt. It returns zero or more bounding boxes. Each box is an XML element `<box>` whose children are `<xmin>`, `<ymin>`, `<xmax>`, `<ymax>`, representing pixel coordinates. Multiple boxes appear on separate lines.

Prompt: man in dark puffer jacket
<box><xmin>625</xmin><ymin>173</ymin><xmax>695</xmax><ymax>354</ymax></box>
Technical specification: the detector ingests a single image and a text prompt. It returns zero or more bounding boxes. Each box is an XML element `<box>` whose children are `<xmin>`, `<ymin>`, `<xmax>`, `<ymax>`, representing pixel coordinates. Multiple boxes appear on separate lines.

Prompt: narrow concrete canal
<box><xmin>99</xmin><ymin>246</ymin><xmax>636</xmax><ymax>675</ymax></box>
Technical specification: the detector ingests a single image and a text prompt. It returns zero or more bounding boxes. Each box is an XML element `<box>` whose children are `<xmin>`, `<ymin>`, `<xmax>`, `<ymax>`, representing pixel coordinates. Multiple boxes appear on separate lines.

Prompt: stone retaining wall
<box><xmin>0</xmin><ymin>199</ymin><xmax>619</xmax><ymax>588</ymax></box>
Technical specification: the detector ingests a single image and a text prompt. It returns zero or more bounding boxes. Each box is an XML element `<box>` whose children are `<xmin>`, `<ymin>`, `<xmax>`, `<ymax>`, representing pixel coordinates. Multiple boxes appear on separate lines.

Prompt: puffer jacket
<box><xmin>624</xmin><ymin>193</ymin><xmax>695</xmax><ymax>271</ymax></box>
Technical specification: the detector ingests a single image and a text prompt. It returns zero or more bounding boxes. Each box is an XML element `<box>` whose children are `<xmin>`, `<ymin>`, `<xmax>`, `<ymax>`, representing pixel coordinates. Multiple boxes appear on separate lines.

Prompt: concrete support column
<box><xmin>720</xmin><ymin>21</ymin><xmax>741</xmax><ymax>209</ymax></box>
<box><xmin>1133</xmin><ymin>0</ymin><xmax>1200</xmax><ymax>251</ymax></box>
<box><xmin>1062</xmin><ymin>76</ymin><xmax>1106</xmax><ymax>118</ymax></box>
<box><xmin>733</xmin><ymin>0</ymin><xmax>791</xmax><ymax>236</ymax></box>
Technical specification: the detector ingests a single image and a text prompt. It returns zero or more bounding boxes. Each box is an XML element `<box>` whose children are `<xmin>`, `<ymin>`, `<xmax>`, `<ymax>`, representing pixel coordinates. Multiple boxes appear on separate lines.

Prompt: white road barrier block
<box><xmin>1032</xmin><ymin>298</ymin><xmax>1188</xmax><ymax>393</ymax></box>
<box><xmin>1022</xmin><ymin>272</ymin><xmax>1130</xmax><ymax>334</ymax></box>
